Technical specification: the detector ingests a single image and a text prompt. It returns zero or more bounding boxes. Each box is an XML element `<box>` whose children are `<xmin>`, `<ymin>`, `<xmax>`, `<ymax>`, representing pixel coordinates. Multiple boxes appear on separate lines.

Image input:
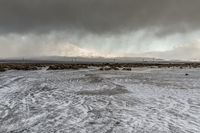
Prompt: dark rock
<box><xmin>88</xmin><ymin>122</ymin><xmax>96</xmax><ymax>125</ymax></box>
<box><xmin>115</xmin><ymin>121</ymin><xmax>120</xmax><ymax>125</ymax></box>
<box><xmin>111</xmin><ymin>67</ymin><xmax>120</xmax><ymax>70</ymax></box>
<box><xmin>0</xmin><ymin>68</ymin><xmax>6</xmax><ymax>72</ymax></box>
<box><xmin>122</xmin><ymin>67</ymin><xmax>132</xmax><ymax>71</ymax></box>
<box><xmin>99</xmin><ymin>67</ymin><xmax>104</xmax><ymax>71</ymax></box>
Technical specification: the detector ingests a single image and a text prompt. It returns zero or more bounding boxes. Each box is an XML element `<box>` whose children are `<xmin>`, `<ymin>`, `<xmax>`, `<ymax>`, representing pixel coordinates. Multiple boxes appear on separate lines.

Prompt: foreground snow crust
<box><xmin>0</xmin><ymin>68</ymin><xmax>200</xmax><ymax>133</ymax></box>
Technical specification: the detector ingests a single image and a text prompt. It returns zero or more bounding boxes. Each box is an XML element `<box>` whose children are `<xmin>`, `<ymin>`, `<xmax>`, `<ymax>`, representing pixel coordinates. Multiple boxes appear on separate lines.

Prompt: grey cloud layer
<box><xmin>1</xmin><ymin>0</ymin><xmax>200</xmax><ymax>34</ymax></box>
<box><xmin>1</xmin><ymin>0</ymin><xmax>200</xmax><ymax>60</ymax></box>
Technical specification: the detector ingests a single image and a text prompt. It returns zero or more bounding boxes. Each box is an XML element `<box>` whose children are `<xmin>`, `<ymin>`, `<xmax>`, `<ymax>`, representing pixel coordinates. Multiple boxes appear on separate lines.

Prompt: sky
<box><xmin>0</xmin><ymin>0</ymin><xmax>200</xmax><ymax>60</ymax></box>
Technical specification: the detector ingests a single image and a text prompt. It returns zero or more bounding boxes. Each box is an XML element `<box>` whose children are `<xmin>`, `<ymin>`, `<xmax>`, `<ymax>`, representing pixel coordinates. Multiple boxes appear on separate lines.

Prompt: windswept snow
<box><xmin>0</xmin><ymin>68</ymin><xmax>200</xmax><ymax>133</ymax></box>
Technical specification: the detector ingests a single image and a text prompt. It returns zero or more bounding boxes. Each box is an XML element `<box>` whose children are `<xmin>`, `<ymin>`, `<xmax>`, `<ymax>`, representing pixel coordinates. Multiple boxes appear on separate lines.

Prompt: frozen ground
<box><xmin>0</xmin><ymin>68</ymin><xmax>200</xmax><ymax>133</ymax></box>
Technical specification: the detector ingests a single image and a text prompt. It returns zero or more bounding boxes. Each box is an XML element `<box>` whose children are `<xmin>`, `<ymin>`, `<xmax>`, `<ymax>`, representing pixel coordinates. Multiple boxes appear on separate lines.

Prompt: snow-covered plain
<box><xmin>0</xmin><ymin>68</ymin><xmax>200</xmax><ymax>133</ymax></box>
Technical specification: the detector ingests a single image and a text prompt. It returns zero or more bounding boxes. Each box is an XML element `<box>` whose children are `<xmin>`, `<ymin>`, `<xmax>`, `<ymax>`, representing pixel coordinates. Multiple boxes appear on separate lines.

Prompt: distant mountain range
<box><xmin>0</xmin><ymin>56</ymin><xmax>165</xmax><ymax>63</ymax></box>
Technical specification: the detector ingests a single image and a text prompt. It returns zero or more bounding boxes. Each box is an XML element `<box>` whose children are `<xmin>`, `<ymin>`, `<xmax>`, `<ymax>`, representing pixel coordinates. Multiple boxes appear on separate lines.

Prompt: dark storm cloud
<box><xmin>0</xmin><ymin>0</ymin><xmax>200</xmax><ymax>35</ymax></box>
